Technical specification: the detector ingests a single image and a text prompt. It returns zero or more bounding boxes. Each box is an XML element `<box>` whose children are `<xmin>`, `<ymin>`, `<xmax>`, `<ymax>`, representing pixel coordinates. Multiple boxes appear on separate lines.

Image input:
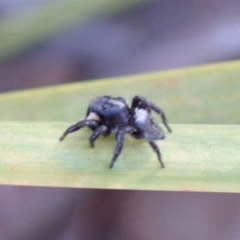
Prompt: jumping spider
<box><xmin>59</xmin><ymin>96</ymin><xmax>172</xmax><ymax>168</ymax></box>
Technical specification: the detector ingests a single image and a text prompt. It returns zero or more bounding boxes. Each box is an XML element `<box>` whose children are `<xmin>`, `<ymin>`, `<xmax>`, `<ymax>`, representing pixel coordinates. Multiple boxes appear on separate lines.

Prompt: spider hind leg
<box><xmin>89</xmin><ymin>125</ymin><xmax>108</xmax><ymax>148</ymax></box>
<box><xmin>59</xmin><ymin>120</ymin><xmax>98</xmax><ymax>141</ymax></box>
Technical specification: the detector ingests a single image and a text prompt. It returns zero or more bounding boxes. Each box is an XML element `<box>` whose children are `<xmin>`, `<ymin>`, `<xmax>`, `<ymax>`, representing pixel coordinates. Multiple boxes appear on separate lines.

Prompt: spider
<box><xmin>59</xmin><ymin>95</ymin><xmax>172</xmax><ymax>169</ymax></box>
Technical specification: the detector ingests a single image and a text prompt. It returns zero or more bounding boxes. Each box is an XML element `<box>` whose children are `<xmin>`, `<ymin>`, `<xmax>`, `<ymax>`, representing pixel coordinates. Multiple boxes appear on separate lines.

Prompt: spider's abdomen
<box><xmin>102</xmin><ymin>107</ymin><xmax>130</xmax><ymax>127</ymax></box>
<box><xmin>88</xmin><ymin>96</ymin><xmax>130</xmax><ymax>127</ymax></box>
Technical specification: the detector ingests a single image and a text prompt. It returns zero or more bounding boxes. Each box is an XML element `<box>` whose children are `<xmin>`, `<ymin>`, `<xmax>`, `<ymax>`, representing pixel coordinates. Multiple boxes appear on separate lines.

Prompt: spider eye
<box><xmin>101</xmin><ymin>103</ymin><xmax>107</xmax><ymax>110</ymax></box>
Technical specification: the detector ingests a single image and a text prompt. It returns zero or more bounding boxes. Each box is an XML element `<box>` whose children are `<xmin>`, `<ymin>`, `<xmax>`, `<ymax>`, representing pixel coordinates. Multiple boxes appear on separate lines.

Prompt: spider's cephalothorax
<box><xmin>59</xmin><ymin>95</ymin><xmax>172</xmax><ymax>169</ymax></box>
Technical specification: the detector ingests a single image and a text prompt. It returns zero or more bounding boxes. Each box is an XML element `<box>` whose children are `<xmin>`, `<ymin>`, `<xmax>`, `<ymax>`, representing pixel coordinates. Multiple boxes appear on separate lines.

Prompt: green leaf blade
<box><xmin>0</xmin><ymin>61</ymin><xmax>240</xmax><ymax>124</ymax></box>
<box><xmin>1</xmin><ymin>122</ymin><xmax>239</xmax><ymax>193</ymax></box>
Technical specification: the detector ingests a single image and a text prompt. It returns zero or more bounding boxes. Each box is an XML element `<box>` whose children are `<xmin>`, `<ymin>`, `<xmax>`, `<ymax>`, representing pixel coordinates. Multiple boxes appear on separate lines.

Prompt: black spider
<box><xmin>59</xmin><ymin>95</ymin><xmax>172</xmax><ymax>169</ymax></box>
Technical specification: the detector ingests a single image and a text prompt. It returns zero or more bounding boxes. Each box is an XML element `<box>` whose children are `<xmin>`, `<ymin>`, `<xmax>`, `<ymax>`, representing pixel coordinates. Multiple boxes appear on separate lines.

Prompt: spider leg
<box><xmin>109</xmin><ymin>129</ymin><xmax>125</xmax><ymax>169</ymax></box>
<box><xmin>59</xmin><ymin>120</ymin><xmax>98</xmax><ymax>141</ymax></box>
<box><xmin>89</xmin><ymin>125</ymin><xmax>108</xmax><ymax>148</ymax></box>
<box><xmin>148</xmin><ymin>141</ymin><xmax>165</xmax><ymax>168</ymax></box>
<box><xmin>148</xmin><ymin>101</ymin><xmax>172</xmax><ymax>132</ymax></box>
<box><xmin>132</xmin><ymin>96</ymin><xmax>172</xmax><ymax>133</ymax></box>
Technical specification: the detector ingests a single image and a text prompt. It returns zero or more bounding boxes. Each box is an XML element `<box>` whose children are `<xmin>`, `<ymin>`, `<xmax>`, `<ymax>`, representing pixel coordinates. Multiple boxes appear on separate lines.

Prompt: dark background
<box><xmin>1</xmin><ymin>0</ymin><xmax>240</xmax><ymax>93</ymax></box>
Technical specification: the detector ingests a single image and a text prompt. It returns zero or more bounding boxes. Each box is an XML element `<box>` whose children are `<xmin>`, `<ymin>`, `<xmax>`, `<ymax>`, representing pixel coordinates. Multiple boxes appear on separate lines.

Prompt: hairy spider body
<box><xmin>59</xmin><ymin>95</ymin><xmax>172</xmax><ymax>169</ymax></box>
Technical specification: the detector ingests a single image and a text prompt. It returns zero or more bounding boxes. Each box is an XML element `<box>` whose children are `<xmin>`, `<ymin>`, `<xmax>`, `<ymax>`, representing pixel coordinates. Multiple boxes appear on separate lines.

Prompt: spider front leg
<box><xmin>89</xmin><ymin>125</ymin><xmax>108</xmax><ymax>148</ymax></box>
<box><xmin>148</xmin><ymin>101</ymin><xmax>172</xmax><ymax>132</ymax></box>
<box><xmin>132</xmin><ymin>96</ymin><xmax>172</xmax><ymax>133</ymax></box>
<box><xmin>59</xmin><ymin>120</ymin><xmax>99</xmax><ymax>141</ymax></box>
<box><xmin>131</xmin><ymin>129</ymin><xmax>165</xmax><ymax>168</ymax></box>
<box><xmin>109</xmin><ymin>129</ymin><xmax>125</xmax><ymax>169</ymax></box>
<box><xmin>148</xmin><ymin>141</ymin><xmax>165</xmax><ymax>168</ymax></box>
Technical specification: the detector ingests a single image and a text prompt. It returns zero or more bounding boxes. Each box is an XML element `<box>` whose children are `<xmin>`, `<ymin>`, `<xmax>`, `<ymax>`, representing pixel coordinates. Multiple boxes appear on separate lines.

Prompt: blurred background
<box><xmin>1</xmin><ymin>0</ymin><xmax>240</xmax><ymax>93</ymax></box>
<box><xmin>0</xmin><ymin>0</ymin><xmax>240</xmax><ymax>240</ymax></box>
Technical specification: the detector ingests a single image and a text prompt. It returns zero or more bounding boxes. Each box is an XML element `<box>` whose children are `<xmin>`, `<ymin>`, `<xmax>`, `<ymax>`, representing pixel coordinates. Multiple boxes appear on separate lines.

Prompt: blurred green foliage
<box><xmin>0</xmin><ymin>0</ymin><xmax>146</xmax><ymax>61</ymax></box>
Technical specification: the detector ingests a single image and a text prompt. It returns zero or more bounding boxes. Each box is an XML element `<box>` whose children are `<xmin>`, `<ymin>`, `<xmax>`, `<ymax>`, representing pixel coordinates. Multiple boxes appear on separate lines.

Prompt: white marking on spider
<box><xmin>108</xmin><ymin>99</ymin><xmax>125</xmax><ymax>108</ymax></box>
<box><xmin>86</xmin><ymin>112</ymin><xmax>101</xmax><ymax>122</ymax></box>
<box><xmin>134</xmin><ymin>108</ymin><xmax>148</xmax><ymax>123</ymax></box>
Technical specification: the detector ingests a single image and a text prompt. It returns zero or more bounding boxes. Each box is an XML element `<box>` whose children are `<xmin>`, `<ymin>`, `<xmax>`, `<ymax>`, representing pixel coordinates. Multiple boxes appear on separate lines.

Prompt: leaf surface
<box><xmin>1</xmin><ymin>122</ymin><xmax>239</xmax><ymax>193</ymax></box>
